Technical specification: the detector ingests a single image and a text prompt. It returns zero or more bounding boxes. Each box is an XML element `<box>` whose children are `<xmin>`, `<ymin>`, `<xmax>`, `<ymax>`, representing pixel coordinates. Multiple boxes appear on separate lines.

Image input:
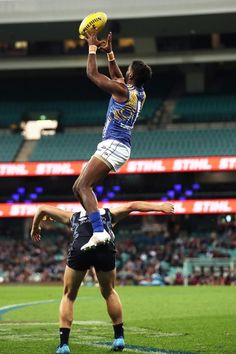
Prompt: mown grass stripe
<box><xmin>95</xmin><ymin>341</ymin><xmax>196</xmax><ymax>354</ymax></box>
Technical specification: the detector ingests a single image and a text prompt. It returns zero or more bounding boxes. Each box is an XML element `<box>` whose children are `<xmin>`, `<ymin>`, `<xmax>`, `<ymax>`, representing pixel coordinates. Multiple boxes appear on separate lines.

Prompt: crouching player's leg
<box><xmin>56</xmin><ymin>266</ymin><xmax>86</xmax><ymax>354</ymax></box>
<box><xmin>96</xmin><ymin>269</ymin><xmax>125</xmax><ymax>351</ymax></box>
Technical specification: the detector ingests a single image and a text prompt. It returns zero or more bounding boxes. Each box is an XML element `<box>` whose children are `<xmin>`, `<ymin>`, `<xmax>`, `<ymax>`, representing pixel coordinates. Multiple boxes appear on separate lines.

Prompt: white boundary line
<box><xmin>0</xmin><ymin>320</ymin><xmax>185</xmax><ymax>338</ymax></box>
<box><xmin>0</xmin><ymin>301</ymin><xmax>190</xmax><ymax>353</ymax></box>
<box><xmin>0</xmin><ymin>300</ymin><xmax>56</xmax><ymax>313</ymax></box>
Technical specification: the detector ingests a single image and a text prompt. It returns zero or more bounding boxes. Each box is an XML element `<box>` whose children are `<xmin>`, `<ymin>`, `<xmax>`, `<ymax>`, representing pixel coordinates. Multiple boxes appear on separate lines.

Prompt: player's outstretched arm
<box><xmin>110</xmin><ymin>201</ymin><xmax>174</xmax><ymax>226</ymax></box>
<box><xmin>85</xmin><ymin>30</ymin><xmax>128</xmax><ymax>102</ymax></box>
<box><xmin>99</xmin><ymin>32</ymin><xmax>124</xmax><ymax>81</ymax></box>
<box><xmin>31</xmin><ymin>205</ymin><xmax>72</xmax><ymax>241</ymax></box>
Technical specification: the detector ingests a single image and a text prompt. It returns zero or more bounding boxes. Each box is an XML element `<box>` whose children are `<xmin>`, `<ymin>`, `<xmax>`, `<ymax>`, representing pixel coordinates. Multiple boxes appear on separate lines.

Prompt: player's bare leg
<box><xmin>96</xmin><ymin>269</ymin><xmax>125</xmax><ymax>351</ymax></box>
<box><xmin>57</xmin><ymin>266</ymin><xmax>86</xmax><ymax>354</ymax></box>
<box><xmin>73</xmin><ymin>156</ymin><xmax>111</xmax><ymax>212</ymax></box>
<box><xmin>73</xmin><ymin>156</ymin><xmax>112</xmax><ymax>251</ymax></box>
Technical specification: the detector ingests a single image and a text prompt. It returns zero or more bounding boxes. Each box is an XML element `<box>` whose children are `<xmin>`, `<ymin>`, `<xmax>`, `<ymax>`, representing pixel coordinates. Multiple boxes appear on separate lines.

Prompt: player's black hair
<box><xmin>131</xmin><ymin>60</ymin><xmax>152</xmax><ymax>87</ymax></box>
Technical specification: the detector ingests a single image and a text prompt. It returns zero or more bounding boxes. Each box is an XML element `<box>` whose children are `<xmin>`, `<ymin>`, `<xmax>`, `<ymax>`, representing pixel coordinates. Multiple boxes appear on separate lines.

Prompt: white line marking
<box><xmin>79</xmin><ymin>341</ymin><xmax>161</xmax><ymax>353</ymax></box>
<box><xmin>0</xmin><ymin>300</ymin><xmax>56</xmax><ymax>313</ymax></box>
<box><xmin>0</xmin><ymin>320</ymin><xmax>108</xmax><ymax>326</ymax></box>
<box><xmin>0</xmin><ymin>321</ymin><xmax>184</xmax><ymax>337</ymax></box>
<box><xmin>0</xmin><ymin>333</ymin><xmax>181</xmax><ymax>353</ymax></box>
<box><xmin>0</xmin><ymin>296</ymin><xmax>94</xmax><ymax>316</ymax></box>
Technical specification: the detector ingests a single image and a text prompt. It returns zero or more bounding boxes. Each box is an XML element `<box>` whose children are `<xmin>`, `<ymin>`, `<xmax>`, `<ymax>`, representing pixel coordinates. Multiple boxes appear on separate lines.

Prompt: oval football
<box><xmin>79</xmin><ymin>12</ymin><xmax>107</xmax><ymax>39</ymax></box>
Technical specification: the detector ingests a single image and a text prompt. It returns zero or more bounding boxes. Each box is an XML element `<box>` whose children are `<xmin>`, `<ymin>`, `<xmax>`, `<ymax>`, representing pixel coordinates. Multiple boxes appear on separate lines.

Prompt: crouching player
<box><xmin>31</xmin><ymin>201</ymin><xmax>174</xmax><ymax>353</ymax></box>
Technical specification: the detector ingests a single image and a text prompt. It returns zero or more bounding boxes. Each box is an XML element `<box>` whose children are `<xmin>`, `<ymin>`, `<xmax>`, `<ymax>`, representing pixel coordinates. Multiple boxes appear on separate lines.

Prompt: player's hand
<box><xmin>31</xmin><ymin>227</ymin><xmax>41</xmax><ymax>242</ymax></box>
<box><xmin>84</xmin><ymin>28</ymin><xmax>105</xmax><ymax>47</ymax></box>
<box><xmin>160</xmin><ymin>202</ymin><xmax>174</xmax><ymax>214</ymax></box>
<box><xmin>99</xmin><ymin>31</ymin><xmax>112</xmax><ymax>53</ymax></box>
<box><xmin>42</xmin><ymin>215</ymin><xmax>53</xmax><ymax>222</ymax></box>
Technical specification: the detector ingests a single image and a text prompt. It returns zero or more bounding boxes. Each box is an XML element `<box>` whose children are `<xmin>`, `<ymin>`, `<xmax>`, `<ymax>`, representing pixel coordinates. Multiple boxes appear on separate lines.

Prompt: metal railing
<box><xmin>183</xmin><ymin>257</ymin><xmax>236</xmax><ymax>285</ymax></box>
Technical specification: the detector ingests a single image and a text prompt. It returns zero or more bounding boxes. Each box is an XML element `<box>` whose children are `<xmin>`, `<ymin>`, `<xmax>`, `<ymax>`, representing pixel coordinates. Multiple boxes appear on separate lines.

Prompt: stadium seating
<box><xmin>0</xmin><ymin>100</ymin><xmax>106</xmax><ymax>128</ymax></box>
<box><xmin>29</xmin><ymin>128</ymin><xmax>236</xmax><ymax>161</ymax></box>
<box><xmin>140</xmin><ymin>98</ymin><xmax>162</xmax><ymax>121</ymax></box>
<box><xmin>0</xmin><ymin>132</ymin><xmax>23</xmax><ymax>162</ymax></box>
<box><xmin>0</xmin><ymin>97</ymin><xmax>161</xmax><ymax>129</ymax></box>
<box><xmin>1</xmin><ymin>222</ymin><xmax>235</xmax><ymax>285</ymax></box>
<box><xmin>0</xmin><ymin>101</ymin><xmax>22</xmax><ymax>128</ymax></box>
<box><xmin>29</xmin><ymin>132</ymin><xmax>101</xmax><ymax>161</ymax></box>
<box><xmin>173</xmin><ymin>95</ymin><xmax>236</xmax><ymax>123</ymax></box>
<box><xmin>131</xmin><ymin>128</ymin><xmax>236</xmax><ymax>158</ymax></box>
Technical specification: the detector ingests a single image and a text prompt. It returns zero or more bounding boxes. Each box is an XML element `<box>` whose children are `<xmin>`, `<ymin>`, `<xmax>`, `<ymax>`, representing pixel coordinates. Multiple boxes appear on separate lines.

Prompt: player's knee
<box><xmin>100</xmin><ymin>286</ymin><xmax>113</xmax><ymax>300</ymax></box>
<box><xmin>72</xmin><ymin>180</ymin><xmax>86</xmax><ymax>199</ymax></box>
<box><xmin>64</xmin><ymin>286</ymin><xmax>77</xmax><ymax>302</ymax></box>
<box><xmin>66</xmin><ymin>292</ymin><xmax>77</xmax><ymax>302</ymax></box>
<box><xmin>73</xmin><ymin>178</ymin><xmax>89</xmax><ymax>196</ymax></box>
<box><xmin>72</xmin><ymin>181</ymin><xmax>80</xmax><ymax>198</ymax></box>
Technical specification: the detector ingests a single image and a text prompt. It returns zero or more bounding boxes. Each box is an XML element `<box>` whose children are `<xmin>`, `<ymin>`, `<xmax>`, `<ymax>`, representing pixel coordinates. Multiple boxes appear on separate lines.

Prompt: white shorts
<box><xmin>94</xmin><ymin>139</ymin><xmax>131</xmax><ymax>171</ymax></box>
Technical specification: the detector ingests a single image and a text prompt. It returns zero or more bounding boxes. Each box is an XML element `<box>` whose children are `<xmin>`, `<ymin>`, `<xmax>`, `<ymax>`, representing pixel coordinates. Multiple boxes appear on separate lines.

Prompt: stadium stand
<box><xmin>173</xmin><ymin>95</ymin><xmax>236</xmax><ymax>123</ymax></box>
<box><xmin>140</xmin><ymin>97</ymin><xmax>162</xmax><ymax>121</ymax></box>
<box><xmin>0</xmin><ymin>97</ymin><xmax>162</xmax><ymax>128</ymax></box>
<box><xmin>0</xmin><ymin>217</ymin><xmax>235</xmax><ymax>285</ymax></box>
<box><xmin>0</xmin><ymin>99</ymin><xmax>107</xmax><ymax>128</ymax></box>
<box><xmin>29</xmin><ymin>132</ymin><xmax>101</xmax><ymax>161</ymax></box>
<box><xmin>131</xmin><ymin>128</ymin><xmax>236</xmax><ymax>158</ymax></box>
<box><xmin>29</xmin><ymin>128</ymin><xmax>236</xmax><ymax>161</ymax></box>
<box><xmin>0</xmin><ymin>102</ymin><xmax>22</xmax><ymax>128</ymax></box>
<box><xmin>0</xmin><ymin>132</ymin><xmax>23</xmax><ymax>162</ymax></box>
<box><xmin>0</xmin><ymin>72</ymin><xmax>170</xmax><ymax>130</ymax></box>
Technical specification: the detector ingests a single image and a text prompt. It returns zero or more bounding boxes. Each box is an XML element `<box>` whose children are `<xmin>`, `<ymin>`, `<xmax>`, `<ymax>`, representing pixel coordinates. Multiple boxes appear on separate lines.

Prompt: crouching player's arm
<box><xmin>31</xmin><ymin>205</ymin><xmax>73</xmax><ymax>241</ymax></box>
<box><xmin>110</xmin><ymin>201</ymin><xmax>174</xmax><ymax>226</ymax></box>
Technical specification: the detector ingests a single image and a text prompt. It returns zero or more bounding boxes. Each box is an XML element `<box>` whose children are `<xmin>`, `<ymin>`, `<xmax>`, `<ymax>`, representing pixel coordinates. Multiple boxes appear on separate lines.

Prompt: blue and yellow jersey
<box><xmin>102</xmin><ymin>84</ymin><xmax>146</xmax><ymax>148</ymax></box>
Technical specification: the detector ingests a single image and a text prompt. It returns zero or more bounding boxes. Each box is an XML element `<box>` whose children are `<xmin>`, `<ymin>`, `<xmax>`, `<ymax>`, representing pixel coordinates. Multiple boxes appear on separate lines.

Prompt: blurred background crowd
<box><xmin>1</xmin><ymin>214</ymin><xmax>235</xmax><ymax>286</ymax></box>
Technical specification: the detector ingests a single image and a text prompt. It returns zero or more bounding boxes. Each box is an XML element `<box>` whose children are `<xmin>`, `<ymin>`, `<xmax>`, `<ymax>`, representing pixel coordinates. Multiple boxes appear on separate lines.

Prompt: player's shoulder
<box><xmin>114</xmin><ymin>78</ymin><xmax>126</xmax><ymax>85</ymax></box>
<box><xmin>99</xmin><ymin>207</ymin><xmax>111</xmax><ymax>216</ymax></box>
<box><xmin>127</xmin><ymin>84</ymin><xmax>145</xmax><ymax>95</ymax></box>
<box><xmin>71</xmin><ymin>210</ymin><xmax>87</xmax><ymax>222</ymax></box>
<box><xmin>100</xmin><ymin>207</ymin><xmax>113</xmax><ymax>220</ymax></box>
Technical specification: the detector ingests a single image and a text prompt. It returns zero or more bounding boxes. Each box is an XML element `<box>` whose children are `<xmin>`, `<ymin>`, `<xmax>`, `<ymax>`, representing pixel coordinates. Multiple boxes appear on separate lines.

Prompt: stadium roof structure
<box><xmin>1</xmin><ymin>49</ymin><xmax>236</xmax><ymax>71</ymax></box>
<box><xmin>0</xmin><ymin>0</ymin><xmax>236</xmax><ymax>42</ymax></box>
<box><xmin>0</xmin><ymin>0</ymin><xmax>236</xmax><ymax>69</ymax></box>
<box><xmin>0</xmin><ymin>0</ymin><xmax>236</xmax><ymax>24</ymax></box>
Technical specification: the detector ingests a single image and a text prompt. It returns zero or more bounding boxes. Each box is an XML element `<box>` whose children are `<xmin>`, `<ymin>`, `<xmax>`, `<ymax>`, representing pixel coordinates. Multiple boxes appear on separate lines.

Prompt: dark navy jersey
<box><xmin>70</xmin><ymin>208</ymin><xmax>115</xmax><ymax>241</ymax></box>
<box><xmin>102</xmin><ymin>84</ymin><xmax>146</xmax><ymax>148</ymax></box>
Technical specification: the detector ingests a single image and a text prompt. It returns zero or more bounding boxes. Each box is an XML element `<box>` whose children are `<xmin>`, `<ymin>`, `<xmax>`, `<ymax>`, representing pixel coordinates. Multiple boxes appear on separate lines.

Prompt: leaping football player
<box><xmin>73</xmin><ymin>30</ymin><xmax>152</xmax><ymax>251</ymax></box>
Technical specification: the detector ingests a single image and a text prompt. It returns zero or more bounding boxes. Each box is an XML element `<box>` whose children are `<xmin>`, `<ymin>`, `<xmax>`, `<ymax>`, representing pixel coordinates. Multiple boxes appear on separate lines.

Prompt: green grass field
<box><xmin>0</xmin><ymin>285</ymin><xmax>235</xmax><ymax>354</ymax></box>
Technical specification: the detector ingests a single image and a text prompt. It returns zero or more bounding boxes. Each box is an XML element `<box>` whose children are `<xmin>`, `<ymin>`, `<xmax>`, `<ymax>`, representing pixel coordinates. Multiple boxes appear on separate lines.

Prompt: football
<box><xmin>79</xmin><ymin>11</ymin><xmax>107</xmax><ymax>39</ymax></box>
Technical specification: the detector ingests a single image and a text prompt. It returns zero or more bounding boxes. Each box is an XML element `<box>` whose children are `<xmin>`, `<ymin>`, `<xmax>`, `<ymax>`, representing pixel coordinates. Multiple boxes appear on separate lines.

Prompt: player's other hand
<box><xmin>31</xmin><ymin>227</ymin><xmax>41</xmax><ymax>242</ymax></box>
<box><xmin>99</xmin><ymin>31</ymin><xmax>112</xmax><ymax>53</ymax></box>
<box><xmin>84</xmin><ymin>28</ymin><xmax>105</xmax><ymax>47</ymax></box>
<box><xmin>161</xmin><ymin>202</ymin><xmax>174</xmax><ymax>214</ymax></box>
<box><xmin>42</xmin><ymin>215</ymin><xmax>53</xmax><ymax>222</ymax></box>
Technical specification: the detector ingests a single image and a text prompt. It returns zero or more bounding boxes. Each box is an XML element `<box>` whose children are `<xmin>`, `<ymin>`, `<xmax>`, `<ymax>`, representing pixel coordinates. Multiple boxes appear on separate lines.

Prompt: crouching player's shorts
<box><xmin>94</xmin><ymin>139</ymin><xmax>131</xmax><ymax>171</ymax></box>
<box><xmin>67</xmin><ymin>237</ymin><xmax>116</xmax><ymax>272</ymax></box>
